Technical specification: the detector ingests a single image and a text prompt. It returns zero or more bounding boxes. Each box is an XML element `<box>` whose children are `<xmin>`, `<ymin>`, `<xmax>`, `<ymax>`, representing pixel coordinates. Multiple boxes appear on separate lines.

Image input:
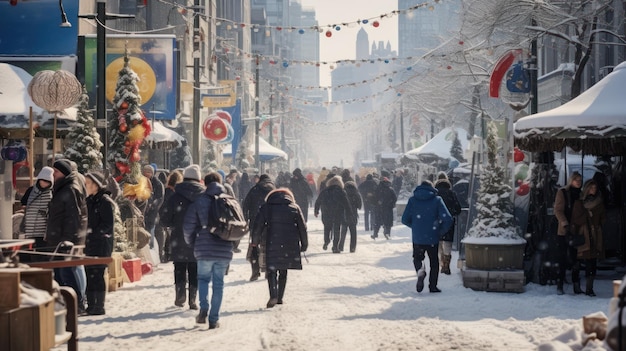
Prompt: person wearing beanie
<box><xmin>142</xmin><ymin>164</ymin><xmax>165</xmax><ymax>251</ymax></box>
<box><xmin>243</xmin><ymin>173</ymin><xmax>276</xmax><ymax>281</ymax></box>
<box><xmin>371</xmin><ymin>176</ymin><xmax>397</xmax><ymax>241</ymax></box>
<box><xmin>47</xmin><ymin>159</ymin><xmax>89</xmax><ymax>314</ymax></box>
<box><xmin>358</xmin><ymin>173</ymin><xmax>378</xmax><ymax>232</ymax></box>
<box><xmin>160</xmin><ymin>164</ymin><xmax>206</xmax><ymax>310</ymax></box>
<box><xmin>289</xmin><ymin>168</ymin><xmax>313</xmax><ymax>222</ymax></box>
<box><xmin>19</xmin><ymin>167</ymin><xmax>55</xmax><ymax>251</ymax></box>
<box><xmin>83</xmin><ymin>171</ymin><xmax>116</xmax><ymax>315</ymax></box>
<box><xmin>402</xmin><ymin>180</ymin><xmax>452</xmax><ymax>294</ymax></box>
<box><xmin>435</xmin><ymin>176</ymin><xmax>462</xmax><ymax>275</ymax></box>
<box><xmin>183</xmin><ymin>164</ymin><xmax>202</xmax><ymax>181</ymax></box>
<box><xmin>437</xmin><ymin>171</ymin><xmax>449</xmax><ymax>181</ymax></box>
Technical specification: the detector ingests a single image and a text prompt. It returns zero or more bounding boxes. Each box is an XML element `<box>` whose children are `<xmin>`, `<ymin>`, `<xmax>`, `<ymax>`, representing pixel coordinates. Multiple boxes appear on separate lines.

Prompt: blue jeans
<box><xmin>197</xmin><ymin>260</ymin><xmax>229</xmax><ymax>324</ymax></box>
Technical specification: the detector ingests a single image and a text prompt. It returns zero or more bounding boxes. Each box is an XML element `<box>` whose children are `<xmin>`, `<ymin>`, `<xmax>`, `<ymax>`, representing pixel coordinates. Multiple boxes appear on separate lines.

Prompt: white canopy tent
<box><xmin>405</xmin><ymin>127</ymin><xmax>469</xmax><ymax>161</ymax></box>
<box><xmin>514</xmin><ymin>61</ymin><xmax>626</xmax><ymax>154</ymax></box>
<box><xmin>222</xmin><ymin>137</ymin><xmax>287</xmax><ymax>161</ymax></box>
<box><xmin>145</xmin><ymin>121</ymin><xmax>185</xmax><ymax>150</ymax></box>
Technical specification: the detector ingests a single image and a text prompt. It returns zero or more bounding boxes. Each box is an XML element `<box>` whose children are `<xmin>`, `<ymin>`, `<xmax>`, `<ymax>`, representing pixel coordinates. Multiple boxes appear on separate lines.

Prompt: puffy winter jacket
<box><xmin>401</xmin><ymin>184</ymin><xmax>453</xmax><ymax>246</ymax></box>
<box><xmin>46</xmin><ymin>172</ymin><xmax>87</xmax><ymax>247</ymax></box>
<box><xmin>183</xmin><ymin>182</ymin><xmax>234</xmax><ymax>262</ymax></box>
<box><xmin>251</xmin><ymin>189</ymin><xmax>308</xmax><ymax>270</ymax></box>
<box><xmin>85</xmin><ymin>189</ymin><xmax>115</xmax><ymax>261</ymax></box>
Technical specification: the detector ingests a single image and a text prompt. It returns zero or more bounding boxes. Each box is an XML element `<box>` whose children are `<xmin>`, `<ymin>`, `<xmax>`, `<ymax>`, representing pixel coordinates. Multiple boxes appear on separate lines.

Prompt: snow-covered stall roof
<box><xmin>514</xmin><ymin>61</ymin><xmax>626</xmax><ymax>155</ymax></box>
<box><xmin>222</xmin><ymin>137</ymin><xmax>287</xmax><ymax>161</ymax></box>
<box><xmin>145</xmin><ymin>121</ymin><xmax>185</xmax><ymax>150</ymax></box>
<box><xmin>404</xmin><ymin>127</ymin><xmax>469</xmax><ymax>161</ymax></box>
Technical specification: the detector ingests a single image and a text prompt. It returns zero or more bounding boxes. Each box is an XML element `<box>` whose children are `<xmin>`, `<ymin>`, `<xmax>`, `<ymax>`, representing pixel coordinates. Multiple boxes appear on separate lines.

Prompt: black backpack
<box><xmin>208</xmin><ymin>193</ymin><xmax>249</xmax><ymax>241</ymax></box>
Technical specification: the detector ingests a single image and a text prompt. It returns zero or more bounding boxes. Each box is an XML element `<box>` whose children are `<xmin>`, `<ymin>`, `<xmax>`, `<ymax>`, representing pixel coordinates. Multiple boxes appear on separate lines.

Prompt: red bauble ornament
<box><xmin>447</xmin><ymin>65</ymin><xmax>452</xmax><ymax>70</ymax></box>
<box><xmin>459</xmin><ymin>41</ymin><xmax>464</xmax><ymax>45</ymax></box>
<box><xmin>513</xmin><ymin>148</ymin><xmax>525</xmax><ymax>163</ymax></box>
<box><xmin>202</xmin><ymin>117</ymin><xmax>228</xmax><ymax>141</ymax></box>
<box><xmin>372</xmin><ymin>21</ymin><xmax>380</xmax><ymax>28</ymax></box>
<box><xmin>215</xmin><ymin>110</ymin><xmax>232</xmax><ymax>124</ymax></box>
<box><xmin>516</xmin><ymin>183</ymin><xmax>530</xmax><ymax>196</ymax></box>
<box><xmin>130</xmin><ymin>151</ymin><xmax>140</xmax><ymax>162</ymax></box>
<box><xmin>116</xmin><ymin>162</ymin><xmax>130</xmax><ymax>174</ymax></box>
<box><xmin>119</xmin><ymin>123</ymin><xmax>128</xmax><ymax>133</ymax></box>
<box><xmin>121</xmin><ymin>102</ymin><xmax>129</xmax><ymax>109</ymax></box>
<box><xmin>325</xmin><ymin>30</ymin><xmax>332</xmax><ymax>38</ymax></box>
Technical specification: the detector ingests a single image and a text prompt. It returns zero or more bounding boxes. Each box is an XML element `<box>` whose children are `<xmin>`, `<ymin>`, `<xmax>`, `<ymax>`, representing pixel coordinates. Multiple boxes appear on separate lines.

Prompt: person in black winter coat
<box><xmin>183</xmin><ymin>172</ymin><xmax>234</xmax><ymax>329</ymax></box>
<box><xmin>157</xmin><ymin>170</ymin><xmax>183</xmax><ymax>262</ymax></box>
<box><xmin>371</xmin><ymin>177</ymin><xmax>397</xmax><ymax>240</ymax></box>
<box><xmin>340</xmin><ymin>181</ymin><xmax>362</xmax><ymax>253</ymax></box>
<box><xmin>142</xmin><ymin>165</ymin><xmax>164</xmax><ymax>249</ymax></box>
<box><xmin>314</xmin><ymin>175</ymin><xmax>352</xmax><ymax>253</ymax></box>
<box><xmin>83</xmin><ymin>172</ymin><xmax>115</xmax><ymax>315</ymax></box>
<box><xmin>242</xmin><ymin>174</ymin><xmax>276</xmax><ymax>281</ymax></box>
<box><xmin>238</xmin><ymin>172</ymin><xmax>253</xmax><ymax>204</ymax></box>
<box><xmin>289</xmin><ymin>168</ymin><xmax>313</xmax><ymax>222</ymax></box>
<box><xmin>47</xmin><ymin>159</ymin><xmax>88</xmax><ymax>313</ymax></box>
<box><xmin>160</xmin><ymin>165</ymin><xmax>205</xmax><ymax>310</ymax></box>
<box><xmin>251</xmin><ymin>188</ymin><xmax>308</xmax><ymax>308</ymax></box>
<box><xmin>434</xmin><ymin>175</ymin><xmax>461</xmax><ymax>275</ymax></box>
<box><xmin>358</xmin><ymin>174</ymin><xmax>378</xmax><ymax>231</ymax></box>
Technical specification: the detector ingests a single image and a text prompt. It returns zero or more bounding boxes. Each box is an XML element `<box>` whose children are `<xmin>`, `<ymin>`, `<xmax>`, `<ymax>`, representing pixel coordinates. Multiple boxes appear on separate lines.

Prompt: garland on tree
<box><xmin>64</xmin><ymin>86</ymin><xmax>103</xmax><ymax>173</ymax></box>
<box><xmin>107</xmin><ymin>50</ymin><xmax>151</xmax><ymax>200</ymax></box>
<box><xmin>466</xmin><ymin>121</ymin><xmax>520</xmax><ymax>240</ymax></box>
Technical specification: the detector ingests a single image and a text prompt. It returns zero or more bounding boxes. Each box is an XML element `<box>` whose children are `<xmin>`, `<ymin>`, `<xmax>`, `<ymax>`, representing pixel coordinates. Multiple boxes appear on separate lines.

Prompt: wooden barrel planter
<box><xmin>464</xmin><ymin>243</ymin><xmax>525</xmax><ymax>270</ymax></box>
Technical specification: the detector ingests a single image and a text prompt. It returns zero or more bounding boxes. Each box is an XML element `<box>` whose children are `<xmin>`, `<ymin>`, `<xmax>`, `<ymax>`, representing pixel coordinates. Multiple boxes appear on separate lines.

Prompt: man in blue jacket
<box><xmin>183</xmin><ymin>172</ymin><xmax>234</xmax><ymax>330</ymax></box>
<box><xmin>401</xmin><ymin>180</ymin><xmax>453</xmax><ymax>293</ymax></box>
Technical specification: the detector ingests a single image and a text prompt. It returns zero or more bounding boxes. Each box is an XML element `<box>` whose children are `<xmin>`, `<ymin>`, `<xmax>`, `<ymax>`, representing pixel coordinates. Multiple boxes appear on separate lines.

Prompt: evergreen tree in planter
<box><xmin>466</xmin><ymin>121</ymin><xmax>521</xmax><ymax>240</ymax></box>
<box><xmin>64</xmin><ymin>87</ymin><xmax>103</xmax><ymax>173</ymax></box>
<box><xmin>450</xmin><ymin>130</ymin><xmax>466</xmax><ymax>163</ymax></box>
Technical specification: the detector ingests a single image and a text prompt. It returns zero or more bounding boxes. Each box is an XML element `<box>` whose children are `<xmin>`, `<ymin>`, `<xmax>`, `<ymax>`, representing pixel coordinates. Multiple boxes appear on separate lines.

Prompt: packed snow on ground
<box><xmin>54</xmin><ymin>211</ymin><xmax>620</xmax><ymax>351</ymax></box>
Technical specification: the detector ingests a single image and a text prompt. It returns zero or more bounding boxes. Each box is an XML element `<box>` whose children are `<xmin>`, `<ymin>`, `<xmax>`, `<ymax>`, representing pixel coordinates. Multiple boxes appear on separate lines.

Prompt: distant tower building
<box><xmin>398</xmin><ymin>0</ymin><xmax>460</xmax><ymax>57</ymax></box>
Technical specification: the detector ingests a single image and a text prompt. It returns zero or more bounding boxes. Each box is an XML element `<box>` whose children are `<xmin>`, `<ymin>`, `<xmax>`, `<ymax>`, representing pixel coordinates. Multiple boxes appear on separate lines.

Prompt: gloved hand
<box><xmin>300</xmin><ymin>245</ymin><xmax>307</xmax><ymax>252</ymax></box>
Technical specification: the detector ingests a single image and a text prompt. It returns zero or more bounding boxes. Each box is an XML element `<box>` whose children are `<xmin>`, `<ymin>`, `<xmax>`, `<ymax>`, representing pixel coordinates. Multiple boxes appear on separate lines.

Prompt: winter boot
<box><xmin>429</xmin><ymin>286</ymin><xmax>442</xmax><ymax>293</ymax></box>
<box><xmin>85</xmin><ymin>291</ymin><xmax>96</xmax><ymax>315</ymax></box>
<box><xmin>188</xmin><ymin>286</ymin><xmax>198</xmax><ymax>310</ymax></box>
<box><xmin>586</xmin><ymin>277</ymin><xmax>596</xmax><ymax>297</ymax></box>
<box><xmin>573</xmin><ymin>281</ymin><xmax>583</xmax><ymax>294</ymax></box>
<box><xmin>267</xmin><ymin>272</ymin><xmax>279</xmax><ymax>308</ymax></box>
<box><xmin>556</xmin><ymin>281</ymin><xmax>564</xmax><ymax>295</ymax></box>
<box><xmin>174</xmin><ymin>284</ymin><xmax>186</xmax><ymax>307</ymax></box>
<box><xmin>416</xmin><ymin>270</ymin><xmax>426</xmax><ymax>293</ymax></box>
<box><xmin>441</xmin><ymin>254</ymin><xmax>452</xmax><ymax>275</ymax></box>
<box><xmin>88</xmin><ymin>291</ymin><xmax>106</xmax><ymax>315</ymax></box>
<box><xmin>195</xmin><ymin>309</ymin><xmax>208</xmax><ymax>324</ymax></box>
<box><xmin>277</xmin><ymin>274</ymin><xmax>287</xmax><ymax>305</ymax></box>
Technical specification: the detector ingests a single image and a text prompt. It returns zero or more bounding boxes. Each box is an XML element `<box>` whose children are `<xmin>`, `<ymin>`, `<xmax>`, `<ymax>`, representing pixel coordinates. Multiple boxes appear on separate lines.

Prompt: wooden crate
<box><xmin>462</xmin><ymin>268</ymin><xmax>525</xmax><ymax>293</ymax></box>
<box><xmin>0</xmin><ymin>297</ymin><xmax>55</xmax><ymax>351</ymax></box>
<box><xmin>465</xmin><ymin>243</ymin><xmax>525</xmax><ymax>270</ymax></box>
<box><xmin>107</xmin><ymin>253</ymin><xmax>124</xmax><ymax>291</ymax></box>
<box><xmin>0</xmin><ymin>268</ymin><xmax>53</xmax><ymax>310</ymax></box>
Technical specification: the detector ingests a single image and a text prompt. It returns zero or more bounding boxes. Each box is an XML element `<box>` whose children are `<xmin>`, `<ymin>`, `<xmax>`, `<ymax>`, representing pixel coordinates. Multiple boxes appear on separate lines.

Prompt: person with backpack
<box><xmin>160</xmin><ymin>164</ymin><xmax>205</xmax><ymax>309</ymax></box>
<box><xmin>183</xmin><ymin>172</ymin><xmax>234</xmax><ymax>329</ymax></box>
<box><xmin>243</xmin><ymin>174</ymin><xmax>275</xmax><ymax>281</ymax></box>
<box><xmin>434</xmin><ymin>172</ymin><xmax>462</xmax><ymax>275</ymax></box>
<box><xmin>553</xmin><ymin>171</ymin><xmax>583</xmax><ymax>295</ymax></box>
<box><xmin>251</xmin><ymin>188</ymin><xmax>308</xmax><ymax>308</ymax></box>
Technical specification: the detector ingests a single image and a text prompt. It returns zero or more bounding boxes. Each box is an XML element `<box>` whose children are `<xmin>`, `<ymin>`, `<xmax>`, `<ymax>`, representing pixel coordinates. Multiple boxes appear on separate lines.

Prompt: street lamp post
<box><xmin>254</xmin><ymin>55</ymin><xmax>260</xmax><ymax>171</ymax></box>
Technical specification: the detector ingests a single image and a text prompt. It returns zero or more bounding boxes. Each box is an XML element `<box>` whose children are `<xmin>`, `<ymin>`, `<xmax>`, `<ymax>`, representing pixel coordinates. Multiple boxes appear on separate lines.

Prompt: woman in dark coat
<box><xmin>371</xmin><ymin>177</ymin><xmax>397</xmax><ymax>240</ymax></box>
<box><xmin>289</xmin><ymin>168</ymin><xmax>313</xmax><ymax>221</ymax></box>
<box><xmin>340</xmin><ymin>181</ymin><xmax>362</xmax><ymax>253</ymax></box>
<box><xmin>435</xmin><ymin>175</ymin><xmax>461</xmax><ymax>275</ymax></box>
<box><xmin>314</xmin><ymin>175</ymin><xmax>352</xmax><ymax>253</ymax></box>
<box><xmin>251</xmin><ymin>188</ymin><xmax>308</xmax><ymax>308</ymax></box>
<box><xmin>156</xmin><ymin>170</ymin><xmax>182</xmax><ymax>263</ymax></box>
<box><xmin>84</xmin><ymin>172</ymin><xmax>115</xmax><ymax>315</ymax></box>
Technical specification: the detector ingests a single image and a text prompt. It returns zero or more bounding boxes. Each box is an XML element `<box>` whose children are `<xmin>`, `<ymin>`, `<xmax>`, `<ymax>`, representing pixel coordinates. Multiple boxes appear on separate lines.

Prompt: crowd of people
<box><xmin>16</xmin><ymin>159</ymin><xmax>607</xmax><ymax>329</ymax></box>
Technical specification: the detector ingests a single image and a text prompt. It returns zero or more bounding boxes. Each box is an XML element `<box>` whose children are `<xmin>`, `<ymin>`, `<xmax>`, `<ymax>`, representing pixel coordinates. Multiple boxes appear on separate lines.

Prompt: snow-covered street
<box><xmin>57</xmin><ymin>214</ymin><xmax>617</xmax><ymax>351</ymax></box>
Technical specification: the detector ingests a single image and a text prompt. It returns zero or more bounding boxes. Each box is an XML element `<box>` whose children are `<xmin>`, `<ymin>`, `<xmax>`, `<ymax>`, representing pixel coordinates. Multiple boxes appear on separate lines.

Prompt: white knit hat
<box><xmin>36</xmin><ymin>166</ymin><xmax>55</xmax><ymax>185</ymax></box>
<box><xmin>183</xmin><ymin>164</ymin><xmax>202</xmax><ymax>181</ymax></box>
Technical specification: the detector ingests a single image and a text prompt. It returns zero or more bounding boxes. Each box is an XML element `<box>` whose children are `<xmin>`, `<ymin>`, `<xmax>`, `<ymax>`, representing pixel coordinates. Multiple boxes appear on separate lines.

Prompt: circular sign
<box><xmin>106</xmin><ymin>56</ymin><xmax>157</xmax><ymax>104</ymax></box>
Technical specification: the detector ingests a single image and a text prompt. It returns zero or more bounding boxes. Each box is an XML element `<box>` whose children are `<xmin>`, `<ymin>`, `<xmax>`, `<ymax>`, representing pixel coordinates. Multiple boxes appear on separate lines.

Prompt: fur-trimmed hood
<box><xmin>326</xmin><ymin>175</ymin><xmax>344</xmax><ymax>189</ymax></box>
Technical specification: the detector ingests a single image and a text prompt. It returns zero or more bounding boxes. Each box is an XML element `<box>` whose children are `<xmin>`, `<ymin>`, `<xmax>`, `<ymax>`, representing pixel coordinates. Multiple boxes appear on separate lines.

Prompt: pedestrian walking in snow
<box><xmin>314</xmin><ymin>175</ymin><xmax>352</xmax><ymax>253</ymax></box>
<box><xmin>340</xmin><ymin>180</ymin><xmax>362</xmax><ymax>253</ymax></box>
<box><xmin>251</xmin><ymin>188</ymin><xmax>308</xmax><ymax>308</ymax></box>
<box><xmin>434</xmin><ymin>172</ymin><xmax>461</xmax><ymax>275</ymax></box>
<box><xmin>401</xmin><ymin>180</ymin><xmax>452</xmax><ymax>293</ymax></box>
<box><xmin>371</xmin><ymin>177</ymin><xmax>397</xmax><ymax>240</ymax></box>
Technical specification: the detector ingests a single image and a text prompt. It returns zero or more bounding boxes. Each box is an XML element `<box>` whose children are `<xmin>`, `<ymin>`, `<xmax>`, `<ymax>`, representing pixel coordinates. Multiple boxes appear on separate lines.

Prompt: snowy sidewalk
<box><xmin>55</xmin><ymin>216</ymin><xmax>614</xmax><ymax>351</ymax></box>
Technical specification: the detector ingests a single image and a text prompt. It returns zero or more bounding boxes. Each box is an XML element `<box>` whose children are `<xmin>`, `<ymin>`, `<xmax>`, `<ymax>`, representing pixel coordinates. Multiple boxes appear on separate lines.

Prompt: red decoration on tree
<box><xmin>325</xmin><ymin>30</ymin><xmax>332</xmax><ymax>37</ymax></box>
<box><xmin>119</xmin><ymin>123</ymin><xmax>128</xmax><ymax>133</ymax></box>
<box><xmin>202</xmin><ymin>117</ymin><xmax>228</xmax><ymax>141</ymax></box>
<box><xmin>459</xmin><ymin>41</ymin><xmax>464</xmax><ymax>45</ymax></box>
<box><xmin>372</xmin><ymin>21</ymin><xmax>380</xmax><ymax>28</ymax></box>
<box><xmin>513</xmin><ymin>148</ymin><xmax>525</xmax><ymax>163</ymax></box>
<box><xmin>447</xmin><ymin>65</ymin><xmax>452</xmax><ymax>70</ymax></box>
<box><xmin>516</xmin><ymin>183</ymin><xmax>530</xmax><ymax>196</ymax></box>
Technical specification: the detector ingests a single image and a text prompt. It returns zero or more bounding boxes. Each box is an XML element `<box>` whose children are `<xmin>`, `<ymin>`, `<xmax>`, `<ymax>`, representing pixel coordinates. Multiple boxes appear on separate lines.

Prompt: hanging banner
<box><xmin>83</xmin><ymin>35</ymin><xmax>178</xmax><ymax>120</ymax></box>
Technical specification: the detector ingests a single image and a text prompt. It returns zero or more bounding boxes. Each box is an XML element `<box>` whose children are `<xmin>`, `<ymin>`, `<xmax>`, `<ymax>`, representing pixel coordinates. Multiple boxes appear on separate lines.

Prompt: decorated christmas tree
<box><xmin>64</xmin><ymin>87</ymin><xmax>103</xmax><ymax>173</ymax></box>
<box><xmin>466</xmin><ymin>121</ymin><xmax>520</xmax><ymax>240</ymax></box>
<box><xmin>107</xmin><ymin>50</ymin><xmax>151</xmax><ymax>200</ymax></box>
<box><xmin>450</xmin><ymin>130</ymin><xmax>466</xmax><ymax>163</ymax></box>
